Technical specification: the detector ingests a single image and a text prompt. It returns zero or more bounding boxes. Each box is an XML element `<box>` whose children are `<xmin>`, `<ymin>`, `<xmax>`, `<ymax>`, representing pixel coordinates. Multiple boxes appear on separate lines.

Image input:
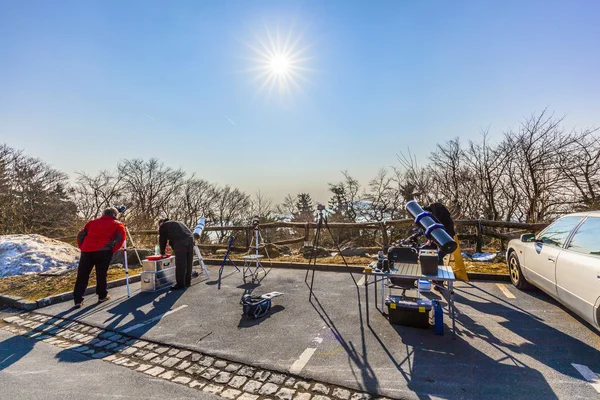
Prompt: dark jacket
<box><xmin>424</xmin><ymin>203</ymin><xmax>456</xmax><ymax>237</ymax></box>
<box><xmin>77</xmin><ymin>215</ymin><xmax>126</xmax><ymax>253</ymax></box>
<box><xmin>159</xmin><ymin>220</ymin><xmax>193</xmax><ymax>254</ymax></box>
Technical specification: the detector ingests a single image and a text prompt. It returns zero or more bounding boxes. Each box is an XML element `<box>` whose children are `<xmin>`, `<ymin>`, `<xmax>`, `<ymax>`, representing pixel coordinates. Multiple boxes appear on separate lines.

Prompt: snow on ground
<box><xmin>0</xmin><ymin>234</ymin><xmax>80</xmax><ymax>277</ymax></box>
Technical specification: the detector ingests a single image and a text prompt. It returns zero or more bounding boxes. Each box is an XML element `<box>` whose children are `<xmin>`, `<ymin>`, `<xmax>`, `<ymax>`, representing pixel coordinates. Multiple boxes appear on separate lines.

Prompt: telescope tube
<box><xmin>193</xmin><ymin>217</ymin><xmax>206</xmax><ymax>240</ymax></box>
<box><xmin>406</xmin><ymin>200</ymin><xmax>457</xmax><ymax>254</ymax></box>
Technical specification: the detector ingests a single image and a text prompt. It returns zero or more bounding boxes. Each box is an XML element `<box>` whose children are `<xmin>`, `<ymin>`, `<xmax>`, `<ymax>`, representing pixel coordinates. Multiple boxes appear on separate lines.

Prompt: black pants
<box><xmin>73</xmin><ymin>250</ymin><xmax>112</xmax><ymax>303</ymax></box>
<box><xmin>174</xmin><ymin>239</ymin><xmax>194</xmax><ymax>287</ymax></box>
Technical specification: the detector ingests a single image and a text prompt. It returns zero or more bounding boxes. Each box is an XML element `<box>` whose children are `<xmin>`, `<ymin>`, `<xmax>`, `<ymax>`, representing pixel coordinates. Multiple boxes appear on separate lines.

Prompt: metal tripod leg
<box><xmin>193</xmin><ymin>245</ymin><xmax>210</xmax><ymax>279</ymax></box>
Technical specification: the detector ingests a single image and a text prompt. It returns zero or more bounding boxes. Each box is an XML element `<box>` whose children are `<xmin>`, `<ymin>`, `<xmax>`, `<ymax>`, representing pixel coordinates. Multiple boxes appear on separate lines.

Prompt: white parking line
<box><xmin>357</xmin><ymin>276</ymin><xmax>366</xmax><ymax>286</ymax></box>
<box><xmin>572</xmin><ymin>363</ymin><xmax>600</xmax><ymax>393</ymax></box>
<box><xmin>289</xmin><ymin>332</ymin><xmax>324</xmax><ymax>374</ymax></box>
<box><xmin>120</xmin><ymin>305</ymin><xmax>188</xmax><ymax>334</ymax></box>
<box><xmin>496</xmin><ymin>283</ymin><xmax>516</xmax><ymax>299</ymax></box>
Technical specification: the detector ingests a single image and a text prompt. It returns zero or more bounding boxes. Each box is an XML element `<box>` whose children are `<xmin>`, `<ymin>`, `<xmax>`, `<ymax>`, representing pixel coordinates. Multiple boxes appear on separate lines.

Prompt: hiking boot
<box><xmin>98</xmin><ymin>295</ymin><xmax>111</xmax><ymax>303</ymax></box>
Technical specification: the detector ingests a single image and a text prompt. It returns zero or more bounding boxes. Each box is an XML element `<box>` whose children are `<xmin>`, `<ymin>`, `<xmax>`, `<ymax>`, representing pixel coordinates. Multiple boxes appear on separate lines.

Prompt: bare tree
<box><xmin>250</xmin><ymin>190</ymin><xmax>275</xmax><ymax>221</ymax></box>
<box><xmin>560</xmin><ymin>129</ymin><xmax>600</xmax><ymax>210</ymax></box>
<box><xmin>212</xmin><ymin>185</ymin><xmax>251</xmax><ymax>242</ymax></box>
<box><xmin>170</xmin><ymin>177</ymin><xmax>219</xmax><ymax>229</ymax></box>
<box><xmin>327</xmin><ymin>171</ymin><xmax>361</xmax><ymax>222</ymax></box>
<box><xmin>72</xmin><ymin>170</ymin><xmax>124</xmax><ymax>220</ymax></box>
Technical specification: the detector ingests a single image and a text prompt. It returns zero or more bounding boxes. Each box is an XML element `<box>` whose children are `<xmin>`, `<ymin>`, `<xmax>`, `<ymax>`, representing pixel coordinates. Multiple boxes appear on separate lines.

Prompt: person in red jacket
<box><xmin>72</xmin><ymin>207</ymin><xmax>126</xmax><ymax>308</ymax></box>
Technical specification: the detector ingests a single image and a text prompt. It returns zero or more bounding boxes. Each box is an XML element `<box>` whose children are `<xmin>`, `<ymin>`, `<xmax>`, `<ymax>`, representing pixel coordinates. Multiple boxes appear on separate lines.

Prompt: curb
<box><xmin>0</xmin><ymin>275</ymin><xmax>142</xmax><ymax>311</ymax></box>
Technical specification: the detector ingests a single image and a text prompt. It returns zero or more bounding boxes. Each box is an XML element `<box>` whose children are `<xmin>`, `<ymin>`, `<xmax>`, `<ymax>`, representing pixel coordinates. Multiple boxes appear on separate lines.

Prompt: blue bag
<box><xmin>241</xmin><ymin>295</ymin><xmax>272</xmax><ymax>319</ymax></box>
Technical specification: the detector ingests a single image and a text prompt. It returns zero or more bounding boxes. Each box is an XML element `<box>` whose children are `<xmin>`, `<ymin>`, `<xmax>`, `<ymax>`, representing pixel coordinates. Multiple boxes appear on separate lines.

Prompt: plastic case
<box><xmin>419</xmin><ymin>249</ymin><xmax>439</xmax><ymax>275</ymax></box>
<box><xmin>385</xmin><ymin>295</ymin><xmax>433</xmax><ymax>329</ymax></box>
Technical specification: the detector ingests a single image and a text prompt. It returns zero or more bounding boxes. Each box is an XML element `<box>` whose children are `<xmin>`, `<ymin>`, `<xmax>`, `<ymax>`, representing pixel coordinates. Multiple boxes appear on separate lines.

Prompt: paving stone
<box><xmin>239</xmin><ymin>366</ymin><xmax>256</xmax><ymax>377</ymax></box>
<box><xmin>176</xmin><ymin>360</ymin><xmax>192</xmax><ymax>371</ymax></box>
<box><xmin>80</xmin><ymin>336</ymin><xmax>95</xmax><ymax>344</ymax></box>
<box><xmin>152</xmin><ymin>355</ymin><xmax>170</xmax><ymax>364</ymax></box>
<box><xmin>173</xmin><ymin>376</ymin><xmax>192</xmax><ymax>384</ymax></box>
<box><xmin>198</xmin><ymin>356</ymin><xmax>214</xmax><ymax>367</ymax></box>
<box><xmin>269</xmin><ymin>374</ymin><xmax>287</xmax><ymax>384</ymax></box>
<box><xmin>167</xmin><ymin>348</ymin><xmax>180</xmax><ymax>356</ymax></box>
<box><xmin>237</xmin><ymin>394</ymin><xmax>259</xmax><ymax>400</ymax></box>
<box><xmin>294</xmin><ymin>394</ymin><xmax>312</xmax><ymax>400</ymax></box>
<box><xmin>221</xmin><ymin>389</ymin><xmax>242</xmax><ymax>399</ymax></box>
<box><xmin>255</xmin><ymin>371</ymin><xmax>271</xmax><ymax>382</ymax></box>
<box><xmin>144</xmin><ymin>366</ymin><xmax>165</xmax><ymax>377</ymax></box>
<box><xmin>225</xmin><ymin>363</ymin><xmax>242</xmax><ymax>373</ymax></box>
<box><xmin>313</xmin><ymin>384</ymin><xmax>330</xmax><ymax>395</ymax></box>
<box><xmin>161</xmin><ymin>357</ymin><xmax>180</xmax><ymax>368</ymax></box>
<box><xmin>132</xmin><ymin>340</ymin><xmax>148</xmax><ymax>348</ymax></box>
<box><xmin>113</xmin><ymin>358</ymin><xmax>129</xmax><ymax>365</ymax></box>
<box><xmin>89</xmin><ymin>338</ymin><xmax>101</xmax><ymax>346</ymax></box>
<box><xmin>313</xmin><ymin>396</ymin><xmax>331</xmax><ymax>400</ymax></box>
<box><xmin>82</xmin><ymin>349</ymin><xmax>96</xmax><ymax>355</ymax></box>
<box><xmin>117</xmin><ymin>337</ymin><xmax>129</xmax><ymax>344</ymax></box>
<box><xmin>154</xmin><ymin>346</ymin><xmax>169</xmax><ymax>354</ymax></box>
<box><xmin>159</xmin><ymin>370</ymin><xmax>178</xmax><ymax>380</ymax></box>
<box><xmin>276</xmin><ymin>388</ymin><xmax>297</xmax><ymax>400</ymax></box>
<box><xmin>125</xmin><ymin>339</ymin><xmax>137</xmax><ymax>346</ymax></box>
<box><xmin>191</xmin><ymin>353</ymin><xmax>202</xmax><ymax>362</ymax></box>
<box><xmin>284</xmin><ymin>378</ymin><xmax>296</xmax><ymax>387</ymax></box>
<box><xmin>134</xmin><ymin>350</ymin><xmax>149</xmax><ymax>358</ymax></box>
<box><xmin>259</xmin><ymin>383</ymin><xmax>279</xmax><ymax>396</ymax></box>
<box><xmin>92</xmin><ymin>352</ymin><xmax>110</xmax><ymax>359</ymax></box>
<box><xmin>203</xmin><ymin>384</ymin><xmax>224</xmax><ymax>395</ymax></box>
<box><xmin>121</xmin><ymin>347</ymin><xmax>137</xmax><ymax>355</ymax></box>
<box><xmin>72</xmin><ymin>346</ymin><xmax>89</xmax><ymax>353</ymax></box>
<box><xmin>95</xmin><ymin>340</ymin><xmax>113</xmax><ymax>348</ymax></box>
<box><xmin>105</xmin><ymin>342</ymin><xmax>119</xmax><ymax>350</ymax></box>
<box><xmin>185</xmin><ymin>364</ymin><xmax>206</xmax><ymax>375</ymax></box>
<box><xmin>332</xmin><ymin>389</ymin><xmax>351</xmax><ymax>400</ymax></box>
<box><xmin>99</xmin><ymin>331</ymin><xmax>114</xmax><ymax>339</ymax></box>
<box><xmin>349</xmin><ymin>394</ymin><xmax>371</xmax><ymax>400</ymax></box>
<box><xmin>228</xmin><ymin>376</ymin><xmax>248</xmax><ymax>389</ymax></box>
<box><xmin>121</xmin><ymin>360</ymin><xmax>139</xmax><ymax>368</ymax></box>
<box><xmin>243</xmin><ymin>380</ymin><xmax>263</xmax><ymax>394</ymax></box>
<box><xmin>201</xmin><ymin>367</ymin><xmax>220</xmax><ymax>380</ymax></box>
<box><xmin>189</xmin><ymin>380</ymin><xmax>206</xmax><ymax>389</ymax></box>
<box><xmin>175</xmin><ymin>350</ymin><xmax>191</xmax><ymax>359</ymax></box>
<box><xmin>141</xmin><ymin>352</ymin><xmax>159</xmax><ymax>361</ymax></box>
<box><xmin>113</xmin><ymin>344</ymin><xmax>127</xmax><ymax>352</ymax></box>
<box><xmin>293</xmin><ymin>381</ymin><xmax>311</xmax><ymax>391</ymax></box>
<box><xmin>35</xmin><ymin>335</ymin><xmax>51</xmax><ymax>341</ymax></box>
<box><xmin>214</xmin><ymin>371</ymin><xmax>232</xmax><ymax>384</ymax></box>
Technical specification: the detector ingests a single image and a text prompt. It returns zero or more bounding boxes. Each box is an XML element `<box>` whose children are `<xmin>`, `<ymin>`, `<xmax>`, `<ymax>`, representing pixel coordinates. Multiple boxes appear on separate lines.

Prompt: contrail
<box><xmin>224</xmin><ymin>115</ymin><xmax>236</xmax><ymax>126</ymax></box>
<box><xmin>142</xmin><ymin>113</ymin><xmax>155</xmax><ymax>121</ymax></box>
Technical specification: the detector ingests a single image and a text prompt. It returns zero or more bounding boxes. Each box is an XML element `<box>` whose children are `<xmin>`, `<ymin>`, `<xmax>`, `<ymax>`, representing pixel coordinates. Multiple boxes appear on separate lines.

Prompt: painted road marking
<box><xmin>121</xmin><ymin>305</ymin><xmax>188</xmax><ymax>334</ymax></box>
<box><xmin>496</xmin><ymin>283</ymin><xmax>516</xmax><ymax>299</ymax></box>
<box><xmin>357</xmin><ymin>276</ymin><xmax>366</xmax><ymax>286</ymax></box>
<box><xmin>289</xmin><ymin>331</ymin><xmax>325</xmax><ymax>374</ymax></box>
<box><xmin>572</xmin><ymin>363</ymin><xmax>600</xmax><ymax>393</ymax></box>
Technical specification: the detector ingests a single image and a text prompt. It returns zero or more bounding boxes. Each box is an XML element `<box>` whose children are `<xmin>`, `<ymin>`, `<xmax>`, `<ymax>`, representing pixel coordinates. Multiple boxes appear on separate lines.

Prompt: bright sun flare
<box><xmin>247</xmin><ymin>27</ymin><xmax>311</xmax><ymax>98</ymax></box>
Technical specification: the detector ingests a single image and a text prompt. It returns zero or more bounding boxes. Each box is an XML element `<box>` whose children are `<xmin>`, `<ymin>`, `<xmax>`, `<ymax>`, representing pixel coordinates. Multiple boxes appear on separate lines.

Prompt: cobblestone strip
<box><xmin>1</xmin><ymin>312</ymin><xmax>389</xmax><ymax>400</ymax></box>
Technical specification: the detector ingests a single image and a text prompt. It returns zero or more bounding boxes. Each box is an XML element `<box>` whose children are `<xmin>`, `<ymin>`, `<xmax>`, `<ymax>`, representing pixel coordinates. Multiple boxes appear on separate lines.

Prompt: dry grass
<box><xmin>0</xmin><ymin>266</ymin><xmax>142</xmax><ymax>301</ymax></box>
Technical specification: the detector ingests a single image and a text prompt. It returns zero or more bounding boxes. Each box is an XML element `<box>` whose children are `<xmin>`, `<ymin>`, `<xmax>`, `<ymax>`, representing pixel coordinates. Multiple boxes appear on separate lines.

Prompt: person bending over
<box><xmin>158</xmin><ymin>218</ymin><xmax>195</xmax><ymax>290</ymax></box>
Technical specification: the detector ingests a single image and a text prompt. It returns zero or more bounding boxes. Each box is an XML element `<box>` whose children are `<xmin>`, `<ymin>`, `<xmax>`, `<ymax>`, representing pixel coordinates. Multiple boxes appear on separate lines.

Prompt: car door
<box><xmin>524</xmin><ymin>216</ymin><xmax>582</xmax><ymax>298</ymax></box>
<box><xmin>556</xmin><ymin>217</ymin><xmax>600</xmax><ymax>328</ymax></box>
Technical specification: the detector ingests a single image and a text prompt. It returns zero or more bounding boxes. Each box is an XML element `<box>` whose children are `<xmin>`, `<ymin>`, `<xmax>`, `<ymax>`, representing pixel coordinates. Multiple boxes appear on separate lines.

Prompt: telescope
<box><xmin>406</xmin><ymin>200</ymin><xmax>457</xmax><ymax>254</ymax></box>
<box><xmin>193</xmin><ymin>217</ymin><xmax>206</xmax><ymax>240</ymax></box>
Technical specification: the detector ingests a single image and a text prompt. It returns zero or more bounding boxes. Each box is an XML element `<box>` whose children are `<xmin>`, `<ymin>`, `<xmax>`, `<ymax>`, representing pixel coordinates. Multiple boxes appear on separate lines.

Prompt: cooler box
<box><xmin>385</xmin><ymin>295</ymin><xmax>432</xmax><ymax>329</ymax></box>
<box><xmin>141</xmin><ymin>256</ymin><xmax>176</xmax><ymax>292</ymax></box>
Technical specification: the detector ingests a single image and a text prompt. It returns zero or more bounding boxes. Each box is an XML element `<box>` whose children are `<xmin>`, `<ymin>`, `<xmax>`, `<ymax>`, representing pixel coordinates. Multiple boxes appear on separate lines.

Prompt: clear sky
<box><xmin>1</xmin><ymin>0</ymin><xmax>599</xmax><ymax>205</ymax></box>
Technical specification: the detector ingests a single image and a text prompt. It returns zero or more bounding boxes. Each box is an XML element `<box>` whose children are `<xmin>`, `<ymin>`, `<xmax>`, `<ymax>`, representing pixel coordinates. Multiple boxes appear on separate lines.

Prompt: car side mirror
<box><xmin>520</xmin><ymin>233</ymin><xmax>536</xmax><ymax>243</ymax></box>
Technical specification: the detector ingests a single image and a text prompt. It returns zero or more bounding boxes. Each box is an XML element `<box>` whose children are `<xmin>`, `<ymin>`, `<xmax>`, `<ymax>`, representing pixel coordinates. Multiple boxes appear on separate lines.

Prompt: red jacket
<box><xmin>77</xmin><ymin>215</ymin><xmax>126</xmax><ymax>253</ymax></box>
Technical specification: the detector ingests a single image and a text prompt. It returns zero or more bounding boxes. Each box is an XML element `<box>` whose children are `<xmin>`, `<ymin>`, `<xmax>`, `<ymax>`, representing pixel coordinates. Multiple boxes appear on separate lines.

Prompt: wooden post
<box><xmin>476</xmin><ymin>219</ymin><xmax>483</xmax><ymax>253</ymax></box>
<box><xmin>381</xmin><ymin>222</ymin><xmax>389</xmax><ymax>249</ymax></box>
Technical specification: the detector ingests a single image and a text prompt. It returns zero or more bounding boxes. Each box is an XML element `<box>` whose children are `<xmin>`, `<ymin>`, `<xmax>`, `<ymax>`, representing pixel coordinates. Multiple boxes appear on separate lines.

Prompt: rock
<box><xmin>215</xmin><ymin>249</ymin><xmax>228</xmax><ymax>255</ymax></box>
<box><xmin>340</xmin><ymin>248</ymin><xmax>368</xmax><ymax>257</ymax></box>
<box><xmin>301</xmin><ymin>246</ymin><xmax>330</xmax><ymax>259</ymax></box>
<box><xmin>111</xmin><ymin>249</ymin><xmax>153</xmax><ymax>266</ymax></box>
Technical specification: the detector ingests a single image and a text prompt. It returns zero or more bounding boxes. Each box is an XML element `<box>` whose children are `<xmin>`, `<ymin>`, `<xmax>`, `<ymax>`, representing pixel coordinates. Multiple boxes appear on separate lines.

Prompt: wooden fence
<box><xmin>56</xmin><ymin>219</ymin><xmax>548</xmax><ymax>253</ymax></box>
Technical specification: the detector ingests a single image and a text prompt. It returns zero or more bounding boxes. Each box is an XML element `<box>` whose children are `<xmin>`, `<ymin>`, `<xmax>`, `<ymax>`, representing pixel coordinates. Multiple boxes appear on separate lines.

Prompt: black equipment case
<box><xmin>385</xmin><ymin>295</ymin><xmax>432</xmax><ymax>329</ymax></box>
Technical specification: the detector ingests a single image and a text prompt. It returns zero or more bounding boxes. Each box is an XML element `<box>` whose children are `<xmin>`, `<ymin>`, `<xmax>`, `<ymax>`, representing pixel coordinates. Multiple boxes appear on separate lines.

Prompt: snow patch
<box><xmin>0</xmin><ymin>234</ymin><xmax>80</xmax><ymax>277</ymax></box>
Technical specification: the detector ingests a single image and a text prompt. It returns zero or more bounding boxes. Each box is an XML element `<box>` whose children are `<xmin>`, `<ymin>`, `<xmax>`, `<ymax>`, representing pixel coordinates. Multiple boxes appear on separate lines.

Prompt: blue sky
<box><xmin>1</xmin><ymin>0</ymin><xmax>599</xmax><ymax>204</ymax></box>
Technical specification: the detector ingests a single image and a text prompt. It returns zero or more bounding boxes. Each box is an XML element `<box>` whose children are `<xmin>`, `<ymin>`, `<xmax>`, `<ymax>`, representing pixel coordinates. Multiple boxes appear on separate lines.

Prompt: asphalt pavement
<box><xmin>24</xmin><ymin>265</ymin><xmax>600</xmax><ymax>399</ymax></box>
<box><xmin>0</xmin><ymin>329</ymin><xmax>221</xmax><ymax>400</ymax></box>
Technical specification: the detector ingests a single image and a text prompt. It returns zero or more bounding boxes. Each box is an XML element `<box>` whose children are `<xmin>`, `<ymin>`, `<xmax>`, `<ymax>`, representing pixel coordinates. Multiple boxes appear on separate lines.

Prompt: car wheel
<box><xmin>508</xmin><ymin>251</ymin><xmax>532</xmax><ymax>290</ymax></box>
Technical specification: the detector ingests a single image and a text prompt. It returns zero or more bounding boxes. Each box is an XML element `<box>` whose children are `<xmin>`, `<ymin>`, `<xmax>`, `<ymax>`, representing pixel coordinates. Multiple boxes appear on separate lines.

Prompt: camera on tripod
<box><xmin>251</xmin><ymin>215</ymin><xmax>260</xmax><ymax>228</ymax></box>
<box><xmin>316</xmin><ymin>204</ymin><xmax>326</xmax><ymax>212</ymax></box>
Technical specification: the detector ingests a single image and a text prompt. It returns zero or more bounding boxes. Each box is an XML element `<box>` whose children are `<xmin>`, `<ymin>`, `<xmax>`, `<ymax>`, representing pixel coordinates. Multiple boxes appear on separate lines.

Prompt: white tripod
<box><xmin>192</xmin><ymin>217</ymin><xmax>210</xmax><ymax>279</ymax></box>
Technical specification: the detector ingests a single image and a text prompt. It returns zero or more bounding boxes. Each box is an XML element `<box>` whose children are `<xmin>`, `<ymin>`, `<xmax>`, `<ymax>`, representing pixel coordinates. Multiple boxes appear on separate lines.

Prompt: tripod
<box><xmin>304</xmin><ymin>208</ymin><xmax>358</xmax><ymax>299</ymax></box>
<box><xmin>243</xmin><ymin>221</ymin><xmax>272</xmax><ymax>284</ymax></box>
<box><xmin>218</xmin><ymin>235</ymin><xmax>241</xmax><ymax>289</ymax></box>
<box><xmin>120</xmin><ymin>219</ymin><xmax>142</xmax><ymax>298</ymax></box>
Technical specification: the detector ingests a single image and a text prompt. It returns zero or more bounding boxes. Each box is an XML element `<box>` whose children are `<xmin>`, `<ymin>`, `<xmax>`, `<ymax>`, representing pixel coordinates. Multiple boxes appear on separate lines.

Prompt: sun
<box><xmin>246</xmin><ymin>27</ymin><xmax>312</xmax><ymax>99</ymax></box>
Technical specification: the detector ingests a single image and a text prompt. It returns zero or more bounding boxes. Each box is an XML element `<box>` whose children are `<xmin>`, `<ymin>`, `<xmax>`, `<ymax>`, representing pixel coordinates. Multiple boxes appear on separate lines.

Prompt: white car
<box><xmin>506</xmin><ymin>211</ymin><xmax>600</xmax><ymax>331</ymax></box>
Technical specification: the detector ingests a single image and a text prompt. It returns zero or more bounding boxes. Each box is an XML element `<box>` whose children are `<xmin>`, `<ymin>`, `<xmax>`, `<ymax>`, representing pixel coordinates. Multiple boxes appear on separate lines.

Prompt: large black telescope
<box><xmin>406</xmin><ymin>200</ymin><xmax>457</xmax><ymax>254</ymax></box>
